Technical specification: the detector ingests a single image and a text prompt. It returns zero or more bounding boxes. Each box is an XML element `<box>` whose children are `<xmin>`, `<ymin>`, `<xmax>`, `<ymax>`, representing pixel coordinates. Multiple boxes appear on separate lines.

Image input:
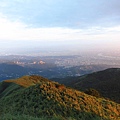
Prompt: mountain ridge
<box><xmin>0</xmin><ymin>75</ymin><xmax>120</xmax><ymax>120</ymax></box>
<box><xmin>54</xmin><ymin>68</ymin><xmax>120</xmax><ymax>103</ymax></box>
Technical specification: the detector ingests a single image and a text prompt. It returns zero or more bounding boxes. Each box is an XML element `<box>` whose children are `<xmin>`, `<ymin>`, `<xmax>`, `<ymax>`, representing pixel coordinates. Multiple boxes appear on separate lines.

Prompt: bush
<box><xmin>84</xmin><ymin>88</ymin><xmax>101</xmax><ymax>98</ymax></box>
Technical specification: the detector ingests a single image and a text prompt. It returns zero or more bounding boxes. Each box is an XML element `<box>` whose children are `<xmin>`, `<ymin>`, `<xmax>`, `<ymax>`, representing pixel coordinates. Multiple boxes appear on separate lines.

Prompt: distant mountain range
<box><xmin>0</xmin><ymin>63</ymin><xmax>119</xmax><ymax>103</ymax></box>
<box><xmin>0</xmin><ymin>63</ymin><xmax>111</xmax><ymax>81</ymax></box>
<box><xmin>0</xmin><ymin>75</ymin><xmax>120</xmax><ymax>120</ymax></box>
<box><xmin>54</xmin><ymin>68</ymin><xmax>120</xmax><ymax>103</ymax></box>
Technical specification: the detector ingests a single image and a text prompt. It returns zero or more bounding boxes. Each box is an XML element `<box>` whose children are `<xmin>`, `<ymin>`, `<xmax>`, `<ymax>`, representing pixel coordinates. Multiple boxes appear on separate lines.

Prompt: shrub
<box><xmin>84</xmin><ymin>88</ymin><xmax>101</xmax><ymax>98</ymax></box>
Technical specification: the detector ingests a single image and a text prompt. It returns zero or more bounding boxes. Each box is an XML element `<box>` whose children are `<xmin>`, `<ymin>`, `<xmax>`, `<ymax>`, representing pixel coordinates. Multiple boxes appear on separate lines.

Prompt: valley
<box><xmin>0</xmin><ymin>55</ymin><xmax>120</xmax><ymax>120</ymax></box>
<box><xmin>0</xmin><ymin>54</ymin><xmax>120</xmax><ymax>81</ymax></box>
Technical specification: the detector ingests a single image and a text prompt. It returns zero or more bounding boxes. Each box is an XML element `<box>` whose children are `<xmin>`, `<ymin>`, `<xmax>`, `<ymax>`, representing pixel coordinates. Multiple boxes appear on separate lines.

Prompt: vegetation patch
<box><xmin>0</xmin><ymin>75</ymin><xmax>120</xmax><ymax>120</ymax></box>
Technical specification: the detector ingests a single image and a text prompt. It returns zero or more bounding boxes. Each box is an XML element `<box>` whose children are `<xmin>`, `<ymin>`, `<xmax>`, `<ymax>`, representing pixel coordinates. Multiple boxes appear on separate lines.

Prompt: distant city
<box><xmin>0</xmin><ymin>50</ymin><xmax>120</xmax><ymax>68</ymax></box>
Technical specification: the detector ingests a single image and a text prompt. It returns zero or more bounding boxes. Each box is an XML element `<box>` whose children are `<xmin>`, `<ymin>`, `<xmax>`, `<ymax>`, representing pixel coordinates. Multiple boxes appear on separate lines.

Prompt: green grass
<box><xmin>0</xmin><ymin>82</ymin><xmax>22</xmax><ymax>98</ymax></box>
<box><xmin>0</xmin><ymin>75</ymin><xmax>120</xmax><ymax>120</ymax></box>
<box><xmin>61</xmin><ymin>68</ymin><xmax>120</xmax><ymax>103</ymax></box>
<box><xmin>0</xmin><ymin>113</ymin><xmax>66</xmax><ymax>120</ymax></box>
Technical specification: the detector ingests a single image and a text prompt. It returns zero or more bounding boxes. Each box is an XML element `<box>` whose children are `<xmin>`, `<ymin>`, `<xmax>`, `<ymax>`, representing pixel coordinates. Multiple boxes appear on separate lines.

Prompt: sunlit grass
<box><xmin>1</xmin><ymin>75</ymin><xmax>120</xmax><ymax>120</ymax></box>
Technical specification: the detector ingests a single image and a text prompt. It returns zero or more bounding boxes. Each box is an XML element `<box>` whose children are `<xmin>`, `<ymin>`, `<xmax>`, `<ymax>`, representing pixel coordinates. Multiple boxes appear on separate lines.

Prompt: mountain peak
<box><xmin>4</xmin><ymin>75</ymin><xmax>50</xmax><ymax>88</ymax></box>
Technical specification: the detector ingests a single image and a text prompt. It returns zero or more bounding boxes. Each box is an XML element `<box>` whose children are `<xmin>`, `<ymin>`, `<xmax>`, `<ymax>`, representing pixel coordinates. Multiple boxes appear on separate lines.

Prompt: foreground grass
<box><xmin>0</xmin><ymin>76</ymin><xmax>120</xmax><ymax>120</ymax></box>
<box><xmin>0</xmin><ymin>113</ymin><xmax>65</xmax><ymax>120</ymax></box>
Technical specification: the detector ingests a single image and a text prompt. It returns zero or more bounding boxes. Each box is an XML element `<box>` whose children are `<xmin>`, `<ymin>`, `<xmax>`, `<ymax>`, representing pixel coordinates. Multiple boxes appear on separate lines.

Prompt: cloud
<box><xmin>103</xmin><ymin>0</ymin><xmax>120</xmax><ymax>15</ymax></box>
<box><xmin>0</xmin><ymin>11</ymin><xmax>120</xmax><ymax>55</ymax></box>
<box><xmin>1</xmin><ymin>0</ymin><xmax>120</xmax><ymax>55</ymax></box>
<box><xmin>1</xmin><ymin>0</ymin><xmax>120</xmax><ymax>28</ymax></box>
<box><xmin>0</xmin><ymin>14</ymin><xmax>27</xmax><ymax>40</ymax></box>
<box><xmin>0</xmin><ymin>13</ymin><xmax>77</xmax><ymax>41</ymax></box>
<box><xmin>0</xmin><ymin>12</ymin><xmax>120</xmax><ymax>43</ymax></box>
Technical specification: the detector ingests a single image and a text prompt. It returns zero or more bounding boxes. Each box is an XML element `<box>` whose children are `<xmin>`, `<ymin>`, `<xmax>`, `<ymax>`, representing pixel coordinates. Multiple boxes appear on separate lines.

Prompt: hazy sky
<box><xmin>0</xmin><ymin>0</ymin><xmax>120</xmax><ymax>54</ymax></box>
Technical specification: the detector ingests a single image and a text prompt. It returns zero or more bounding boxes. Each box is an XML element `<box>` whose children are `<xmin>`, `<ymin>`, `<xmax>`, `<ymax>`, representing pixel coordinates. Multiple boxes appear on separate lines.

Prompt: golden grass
<box><xmin>4</xmin><ymin>75</ymin><xmax>120</xmax><ymax>120</ymax></box>
<box><xmin>4</xmin><ymin>75</ymin><xmax>49</xmax><ymax>87</ymax></box>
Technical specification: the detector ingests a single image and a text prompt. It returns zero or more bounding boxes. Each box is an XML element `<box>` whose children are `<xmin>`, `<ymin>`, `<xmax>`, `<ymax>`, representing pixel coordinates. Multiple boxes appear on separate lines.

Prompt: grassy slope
<box><xmin>57</xmin><ymin>68</ymin><xmax>120</xmax><ymax>103</ymax></box>
<box><xmin>0</xmin><ymin>81</ymin><xmax>22</xmax><ymax>98</ymax></box>
<box><xmin>0</xmin><ymin>75</ymin><xmax>120</xmax><ymax>120</ymax></box>
<box><xmin>4</xmin><ymin>75</ymin><xmax>50</xmax><ymax>88</ymax></box>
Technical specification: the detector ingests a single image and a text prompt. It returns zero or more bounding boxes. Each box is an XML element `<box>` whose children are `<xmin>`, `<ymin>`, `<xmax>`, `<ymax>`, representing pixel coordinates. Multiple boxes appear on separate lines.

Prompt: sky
<box><xmin>0</xmin><ymin>0</ymin><xmax>120</xmax><ymax>55</ymax></box>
